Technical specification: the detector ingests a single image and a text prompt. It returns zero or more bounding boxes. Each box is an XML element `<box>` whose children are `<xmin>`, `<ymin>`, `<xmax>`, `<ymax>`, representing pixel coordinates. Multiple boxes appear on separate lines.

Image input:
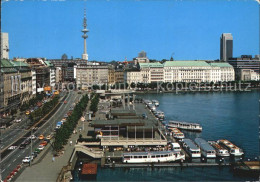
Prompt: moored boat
<box><xmin>194</xmin><ymin>138</ymin><xmax>216</xmax><ymax>158</ymax></box>
<box><xmin>169</xmin><ymin>128</ymin><xmax>185</xmax><ymax>139</ymax></box>
<box><xmin>168</xmin><ymin>121</ymin><xmax>202</xmax><ymax>132</ymax></box>
<box><xmin>152</xmin><ymin>100</ymin><xmax>159</xmax><ymax>107</ymax></box>
<box><xmin>209</xmin><ymin>141</ymin><xmax>230</xmax><ymax>157</ymax></box>
<box><xmin>218</xmin><ymin>139</ymin><xmax>244</xmax><ymax>156</ymax></box>
<box><xmin>182</xmin><ymin>138</ymin><xmax>201</xmax><ymax>158</ymax></box>
<box><xmin>122</xmin><ymin>151</ymin><xmax>185</xmax><ymax>163</ymax></box>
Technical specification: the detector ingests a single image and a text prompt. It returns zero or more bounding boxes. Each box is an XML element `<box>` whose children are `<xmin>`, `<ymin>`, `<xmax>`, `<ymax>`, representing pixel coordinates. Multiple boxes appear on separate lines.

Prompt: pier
<box><xmin>104</xmin><ymin>162</ymin><xmax>231</xmax><ymax>168</ymax></box>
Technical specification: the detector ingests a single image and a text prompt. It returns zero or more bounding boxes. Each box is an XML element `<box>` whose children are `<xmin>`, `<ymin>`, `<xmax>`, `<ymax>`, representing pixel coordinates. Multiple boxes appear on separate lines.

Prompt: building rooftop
<box><xmin>209</xmin><ymin>62</ymin><xmax>233</xmax><ymax>68</ymax></box>
<box><xmin>139</xmin><ymin>62</ymin><xmax>163</xmax><ymax>68</ymax></box>
<box><xmin>92</xmin><ymin>119</ymin><xmax>145</xmax><ymax>127</ymax></box>
<box><xmin>164</xmin><ymin>61</ymin><xmax>211</xmax><ymax>67</ymax></box>
<box><xmin>10</xmin><ymin>61</ymin><xmax>29</xmax><ymax>67</ymax></box>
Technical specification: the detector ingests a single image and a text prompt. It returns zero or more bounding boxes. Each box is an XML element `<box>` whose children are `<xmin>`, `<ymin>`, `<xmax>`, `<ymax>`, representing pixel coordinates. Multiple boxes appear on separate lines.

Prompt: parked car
<box><xmin>64</xmin><ymin>100</ymin><xmax>67</xmax><ymax>104</ymax></box>
<box><xmin>142</xmin><ymin>113</ymin><xmax>148</xmax><ymax>119</ymax></box>
<box><xmin>46</xmin><ymin>134</ymin><xmax>52</xmax><ymax>140</ymax></box>
<box><xmin>38</xmin><ymin>135</ymin><xmax>44</xmax><ymax>140</ymax></box>
<box><xmin>34</xmin><ymin>148</ymin><xmax>41</xmax><ymax>154</ymax></box>
<box><xmin>40</xmin><ymin>141</ymin><xmax>48</xmax><ymax>146</ymax></box>
<box><xmin>37</xmin><ymin>145</ymin><xmax>44</xmax><ymax>151</ymax></box>
<box><xmin>22</xmin><ymin>156</ymin><xmax>33</xmax><ymax>163</ymax></box>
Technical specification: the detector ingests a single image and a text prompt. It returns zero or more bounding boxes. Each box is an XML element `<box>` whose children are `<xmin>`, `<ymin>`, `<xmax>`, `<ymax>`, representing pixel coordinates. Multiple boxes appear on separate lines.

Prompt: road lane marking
<box><xmin>2</xmin><ymin>168</ymin><xmax>6</xmax><ymax>172</ymax></box>
<box><xmin>13</xmin><ymin>159</ymin><xmax>16</xmax><ymax>162</ymax></box>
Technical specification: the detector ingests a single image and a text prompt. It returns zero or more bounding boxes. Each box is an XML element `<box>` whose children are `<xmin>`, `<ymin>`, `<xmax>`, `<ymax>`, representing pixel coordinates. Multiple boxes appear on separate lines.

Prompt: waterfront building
<box><xmin>44</xmin><ymin>61</ymin><xmax>56</xmax><ymax>87</ymax></box>
<box><xmin>124</xmin><ymin>69</ymin><xmax>142</xmax><ymax>84</ymax></box>
<box><xmin>220</xmin><ymin>33</ymin><xmax>233</xmax><ymax>62</ymax></box>
<box><xmin>208</xmin><ymin>62</ymin><xmax>235</xmax><ymax>82</ymax></box>
<box><xmin>139</xmin><ymin>62</ymin><xmax>164</xmax><ymax>83</ymax></box>
<box><xmin>228</xmin><ymin>55</ymin><xmax>260</xmax><ymax>81</ymax></box>
<box><xmin>1</xmin><ymin>32</ymin><xmax>9</xmax><ymax>59</ymax></box>
<box><xmin>55</xmin><ymin>67</ymin><xmax>62</xmax><ymax>83</ymax></box>
<box><xmin>74</xmin><ymin>63</ymin><xmax>108</xmax><ymax>89</ymax></box>
<box><xmin>163</xmin><ymin>61</ymin><xmax>235</xmax><ymax>83</ymax></box>
<box><xmin>108</xmin><ymin>66</ymin><xmax>116</xmax><ymax>85</ymax></box>
<box><xmin>114</xmin><ymin>70</ymin><xmax>124</xmax><ymax>83</ymax></box>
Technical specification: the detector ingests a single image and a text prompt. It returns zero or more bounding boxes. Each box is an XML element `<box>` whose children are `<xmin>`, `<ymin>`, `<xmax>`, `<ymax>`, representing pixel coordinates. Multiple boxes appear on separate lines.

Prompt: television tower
<box><xmin>82</xmin><ymin>9</ymin><xmax>89</xmax><ymax>61</ymax></box>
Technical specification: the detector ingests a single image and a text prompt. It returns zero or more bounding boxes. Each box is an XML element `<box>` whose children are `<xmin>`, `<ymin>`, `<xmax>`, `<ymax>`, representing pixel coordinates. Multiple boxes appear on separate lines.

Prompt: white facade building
<box><xmin>124</xmin><ymin>70</ymin><xmax>142</xmax><ymax>84</ymax></box>
<box><xmin>31</xmin><ymin>70</ymin><xmax>37</xmax><ymax>95</ymax></box>
<box><xmin>163</xmin><ymin>61</ymin><xmax>235</xmax><ymax>83</ymax></box>
<box><xmin>139</xmin><ymin>63</ymin><xmax>164</xmax><ymax>83</ymax></box>
<box><xmin>1</xmin><ymin>32</ymin><xmax>9</xmax><ymax>59</ymax></box>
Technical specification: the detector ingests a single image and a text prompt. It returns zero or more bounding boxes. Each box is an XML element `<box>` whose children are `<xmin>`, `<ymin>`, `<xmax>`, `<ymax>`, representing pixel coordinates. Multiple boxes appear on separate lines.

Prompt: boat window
<box><xmin>138</xmin><ymin>156</ymin><xmax>142</xmax><ymax>158</ymax></box>
<box><xmin>143</xmin><ymin>156</ymin><xmax>147</xmax><ymax>158</ymax></box>
<box><xmin>151</xmin><ymin>155</ymin><xmax>156</xmax><ymax>158</ymax></box>
<box><xmin>134</xmin><ymin>156</ymin><xmax>138</xmax><ymax>158</ymax></box>
<box><xmin>156</xmin><ymin>155</ymin><xmax>160</xmax><ymax>158</ymax></box>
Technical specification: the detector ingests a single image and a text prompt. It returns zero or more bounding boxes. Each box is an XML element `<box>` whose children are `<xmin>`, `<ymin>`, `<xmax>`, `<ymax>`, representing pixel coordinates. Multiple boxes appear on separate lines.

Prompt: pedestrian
<box><xmin>52</xmin><ymin>156</ymin><xmax>55</xmax><ymax>162</ymax></box>
<box><xmin>70</xmin><ymin>140</ymin><xmax>72</xmax><ymax>146</ymax></box>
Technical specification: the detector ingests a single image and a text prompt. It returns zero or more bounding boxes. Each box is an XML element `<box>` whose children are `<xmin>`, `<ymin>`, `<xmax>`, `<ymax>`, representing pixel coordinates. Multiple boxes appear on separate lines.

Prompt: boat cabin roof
<box><xmin>182</xmin><ymin>139</ymin><xmax>200</xmax><ymax>151</ymax></box>
<box><xmin>123</xmin><ymin>151</ymin><xmax>173</xmax><ymax>156</ymax></box>
<box><xmin>218</xmin><ymin>139</ymin><xmax>240</xmax><ymax>149</ymax></box>
<box><xmin>195</xmin><ymin>138</ymin><xmax>215</xmax><ymax>151</ymax></box>
<box><xmin>169</xmin><ymin>121</ymin><xmax>201</xmax><ymax>127</ymax></box>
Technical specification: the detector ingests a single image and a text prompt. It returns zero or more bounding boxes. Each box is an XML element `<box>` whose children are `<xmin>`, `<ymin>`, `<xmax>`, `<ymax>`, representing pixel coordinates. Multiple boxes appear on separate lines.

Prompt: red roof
<box><xmin>81</xmin><ymin>163</ymin><xmax>97</xmax><ymax>175</ymax></box>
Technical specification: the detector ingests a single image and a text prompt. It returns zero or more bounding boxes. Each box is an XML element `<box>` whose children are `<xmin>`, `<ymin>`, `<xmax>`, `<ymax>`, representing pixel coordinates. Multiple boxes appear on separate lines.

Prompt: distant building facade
<box><xmin>134</xmin><ymin>51</ymin><xmax>149</xmax><ymax>65</ymax></box>
<box><xmin>220</xmin><ymin>33</ymin><xmax>233</xmax><ymax>62</ymax></box>
<box><xmin>1</xmin><ymin>32</ymin><xmax>9</xmax><ymax>59</ymax></box>
<box><xmin>228</xmin><ymin>55</ymin><xmax>260</xmax><ymax>81</ymax></box>
<box><xmin>139</xmin><ymin>63</ymin><xmax>164</xmax><ymax>83</ymax></box>
<box><xmin>124</xmin><ymin>70</ymin><xmax>142</xmax><ymax>84</ymax></box>
<box><xmin>75</xmin><ymin>64</ymin><xmax>108</xmax><ymax>89</ymax></box>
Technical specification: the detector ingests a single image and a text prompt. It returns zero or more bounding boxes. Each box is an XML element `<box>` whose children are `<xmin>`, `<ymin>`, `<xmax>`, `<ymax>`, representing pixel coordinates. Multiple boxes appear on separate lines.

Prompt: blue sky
<box><xmin>1</xmin><ymin>0</ymin><xmax>259</xmax><ymax>61</ymax></box>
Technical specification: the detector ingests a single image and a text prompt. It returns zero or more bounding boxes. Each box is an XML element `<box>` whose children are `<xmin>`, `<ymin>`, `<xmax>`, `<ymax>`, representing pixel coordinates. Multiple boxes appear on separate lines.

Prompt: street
<box><xmin>0</xmin><ymin>91</ymin><xmax>81</xmax><ymax>180</ymax></box>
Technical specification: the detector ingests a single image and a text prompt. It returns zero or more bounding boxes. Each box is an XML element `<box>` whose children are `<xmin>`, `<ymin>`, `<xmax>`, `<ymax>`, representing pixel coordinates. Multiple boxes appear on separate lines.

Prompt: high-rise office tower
<box><xmin>1</xmin><ymin>32</ymin><xmax>9</xmax><ymax>59</ymax></box>
<box><xmin>220</xmin><ymin>33</ymin><xmax>233</xmax><ymax>62</ymax></box>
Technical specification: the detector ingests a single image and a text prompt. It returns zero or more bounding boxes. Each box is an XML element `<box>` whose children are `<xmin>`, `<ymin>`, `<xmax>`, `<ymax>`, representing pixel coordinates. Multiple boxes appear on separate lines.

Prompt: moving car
<box><xmin>8</xmin><ymin>146</ymin><xmax>17</xmax><ymax>150</ymax></box>
<box><xmin>29</xmin><ymin>135</ymin><xmax>36</xmax><ymax>140</ymax></box>
<box><xmin>19</xmin><ymin>144</ymin><xmax>27</xmax><ymax>149</ymax></box>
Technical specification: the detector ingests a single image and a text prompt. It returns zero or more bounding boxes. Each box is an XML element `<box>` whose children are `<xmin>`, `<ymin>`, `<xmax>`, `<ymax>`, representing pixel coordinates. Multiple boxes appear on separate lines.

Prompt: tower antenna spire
<box><xmin>82</xmin><ymin>8</ymin><xmax>89</xmax><ymax>61</ymax></box>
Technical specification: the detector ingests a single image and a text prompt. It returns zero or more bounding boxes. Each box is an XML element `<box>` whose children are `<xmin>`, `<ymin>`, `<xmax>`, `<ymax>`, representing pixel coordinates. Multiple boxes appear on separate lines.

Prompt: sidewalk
<box><xmin>16</xmin><ymin>132</ymin><xmax>80</xmax><ymax>182</ymax></box>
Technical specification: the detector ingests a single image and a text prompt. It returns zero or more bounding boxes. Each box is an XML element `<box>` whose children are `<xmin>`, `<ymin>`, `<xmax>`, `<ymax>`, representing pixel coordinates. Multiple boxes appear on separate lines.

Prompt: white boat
<box><xmin>168</xmin><ymin>121</ymin><xmax>202</xmax><ymax>132</ymax></box>
<box><xmin>182</xmin><ymin>139</ymin><xmax>201</xmax><ymax>158</ymax></box>
<box><xmin>171</xmin><ymin>143</ymin><xmax>181</xmax><ymax>152</ymax></box>
<box><xmin>194</xmin><ymin>138</ymin><xmax>216</xmax><ymax>158</ymax></box>
<box><xmin>169</xmin><ymin>128</ymin><xmax>185</xmax><ymax>139</ymax></box>
<box><xmin>122</xmin><ymin>151</ymin><xmax>185</xmax><ymax>163</ymax></box>
<box><xmin>209</xmin><ymin>141</ymin><xmax>230</xmax><ymax>157</ymax></box>
<box><xmin>152</xmin><ymin>100</ymin><xmax>159</xmax><ymax>107</ymax></box>
<box><xmin>218</xmin><ymin>139</ymin><xmax>244</xmax><ymax>156</ymax></box>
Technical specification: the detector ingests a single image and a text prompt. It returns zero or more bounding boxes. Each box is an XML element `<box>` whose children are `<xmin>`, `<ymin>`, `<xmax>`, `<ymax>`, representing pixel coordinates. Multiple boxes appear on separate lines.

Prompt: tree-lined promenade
<box><xmin>53</xmin><ymin>93</ymin><xmax>89</xmax><ymax>152</ymax></box>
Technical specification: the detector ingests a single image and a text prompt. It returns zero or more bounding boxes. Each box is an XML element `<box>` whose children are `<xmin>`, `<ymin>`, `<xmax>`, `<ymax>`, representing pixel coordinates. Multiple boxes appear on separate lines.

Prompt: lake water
<box><xmin>76</xmin><ymin>90</ymin><xmax>259</xmax><ymax>181</ymax></box>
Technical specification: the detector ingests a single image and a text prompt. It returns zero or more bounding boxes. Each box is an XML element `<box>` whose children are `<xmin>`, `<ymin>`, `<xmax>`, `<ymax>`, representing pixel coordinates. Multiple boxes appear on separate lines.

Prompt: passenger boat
<box><xmin>122</xmin><ymin>151</ymin><xmax>185</xmax><ymax>163</ymax></box>
<box><xmin>182</xmin><ymin>139</ymin><xmax>201</xmax><ymax>158</ymax></box>
<box><xmin>194</xmin><ymin>138</ymin><xmax>216</xmax><ymax>158</ymax></box>
<box><xmin>152</xmin><ymin>100</ymin><xmax>159</xmax><ymax>107</ymax></box>
<box><xmin>168</xmin><ymin>121</ymin><xmax>202</xmax><ymax>132</ymax></box>
<box><xmin>169</xmin><ymin>128</ymin><xmax>185</xmax><ymax>139</ymax></box>
<box><xmin>208</xmin><ymin>141</ymin><xmax>230</xmax><ymax>157</ymax></box>
<box><xmin>218</xmin><ymin>139</ymin><xmax>244</xmax><ymax>156</ymax></box>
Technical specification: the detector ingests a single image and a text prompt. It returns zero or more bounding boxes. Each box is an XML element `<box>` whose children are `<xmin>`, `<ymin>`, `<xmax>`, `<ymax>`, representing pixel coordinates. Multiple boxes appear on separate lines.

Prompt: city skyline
<box><xmin>1</xmin><ymin>0</ymin><xmax>259</xmax><ymax>61</ymax></box>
